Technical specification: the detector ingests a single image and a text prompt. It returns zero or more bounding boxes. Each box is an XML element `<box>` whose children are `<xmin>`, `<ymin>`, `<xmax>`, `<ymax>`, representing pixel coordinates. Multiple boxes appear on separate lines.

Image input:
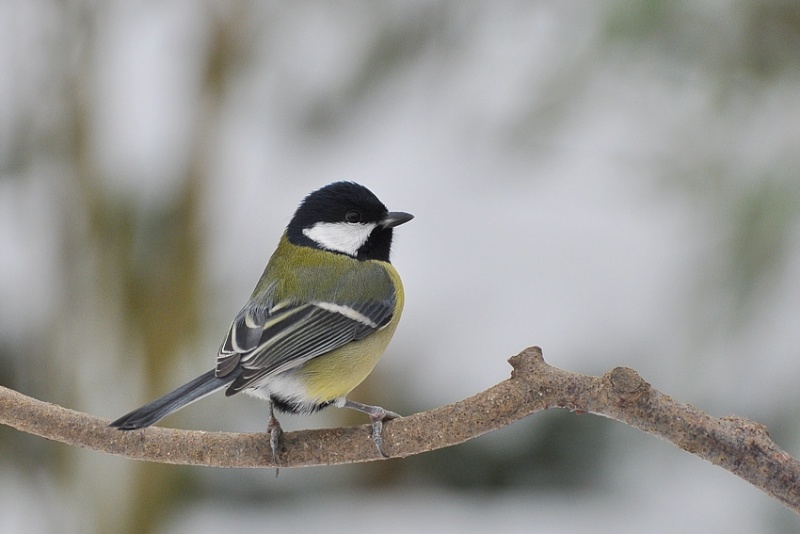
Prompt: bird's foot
<box><xmin>267</xmin><ymin>405</ymin><xmax>283</xmax><ymax>476</ymax></box>
<box><xmin>343</xmin><ymin>400</ymin><xmax>400</xmax><ymax>458</ymax></box>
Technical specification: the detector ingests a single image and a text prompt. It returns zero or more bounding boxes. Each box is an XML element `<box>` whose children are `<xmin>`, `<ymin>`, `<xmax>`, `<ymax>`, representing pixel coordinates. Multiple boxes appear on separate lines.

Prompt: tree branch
<box><xmin>2</xmin><ymin>347</ymin><xmax>799</xmax><ymax>513</ymax></box>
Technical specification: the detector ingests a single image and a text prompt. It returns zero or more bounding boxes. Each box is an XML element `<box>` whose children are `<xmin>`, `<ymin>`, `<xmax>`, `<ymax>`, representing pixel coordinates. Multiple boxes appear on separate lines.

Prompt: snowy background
<box><xmin>2</xmin><ymin>2</ymin><xmax>800</xmax><ymax>533</ymax></box>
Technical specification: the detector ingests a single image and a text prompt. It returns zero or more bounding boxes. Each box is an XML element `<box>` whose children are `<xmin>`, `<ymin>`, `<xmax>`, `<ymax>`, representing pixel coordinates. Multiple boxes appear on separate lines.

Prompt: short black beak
<box><xmin>380</xmin><ymin>211</ymin><xmax>414</xmax><ymax>228</ymax></box>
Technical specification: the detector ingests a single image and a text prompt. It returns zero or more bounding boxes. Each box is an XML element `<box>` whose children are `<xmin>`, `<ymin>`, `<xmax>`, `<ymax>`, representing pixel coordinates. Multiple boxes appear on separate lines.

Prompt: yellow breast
<box><xmin>299</xmin><ymin>261</ymin><xmax>404</xmax><ymax>403</ymax></box>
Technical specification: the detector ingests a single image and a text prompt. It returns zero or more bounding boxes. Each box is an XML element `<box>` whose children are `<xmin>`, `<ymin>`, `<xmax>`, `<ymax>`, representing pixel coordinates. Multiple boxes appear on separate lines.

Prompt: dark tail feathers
<box><xmin>110</xmin><ymin>369</ymin><xmax>231</xmax><ymax>430</ymax></box>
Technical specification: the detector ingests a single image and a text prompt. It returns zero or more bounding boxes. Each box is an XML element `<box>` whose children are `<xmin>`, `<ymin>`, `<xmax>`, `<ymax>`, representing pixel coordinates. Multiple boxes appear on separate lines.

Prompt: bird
<box><xmin>110</xmin><ymin>181</ymin><xmax>413</xmax><ymax>460</ymax></box>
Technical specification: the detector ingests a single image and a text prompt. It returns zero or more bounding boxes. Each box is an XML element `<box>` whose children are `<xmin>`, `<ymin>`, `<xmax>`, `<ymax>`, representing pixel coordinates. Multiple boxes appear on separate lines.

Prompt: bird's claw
<box><xmin>267</xmin><ymin>404</ymin><xmax>283</xmax><ymax>476</ymax></box>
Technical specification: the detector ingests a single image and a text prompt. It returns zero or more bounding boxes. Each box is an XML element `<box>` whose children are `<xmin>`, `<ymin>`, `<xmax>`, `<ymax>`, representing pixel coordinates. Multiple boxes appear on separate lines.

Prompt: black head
<box><xmin>287</xmin><ymin>182</ymin><xmax>413</xmax><ymax>262</ymax></box>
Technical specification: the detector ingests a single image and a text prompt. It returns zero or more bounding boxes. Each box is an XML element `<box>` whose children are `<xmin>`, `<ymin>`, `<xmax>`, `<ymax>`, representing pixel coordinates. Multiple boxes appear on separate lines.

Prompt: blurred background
<box><xmin>2</xmin><ymin>1</ymin><xmax>800</xmax><ymax>533</ymax></box>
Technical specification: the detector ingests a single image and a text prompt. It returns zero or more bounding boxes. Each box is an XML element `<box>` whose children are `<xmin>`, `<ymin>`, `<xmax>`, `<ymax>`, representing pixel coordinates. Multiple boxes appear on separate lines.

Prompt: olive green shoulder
<box><xmin>257</xmin><ymin>235</ymin><xmax>397</xmax><ymax>304</ymax></box>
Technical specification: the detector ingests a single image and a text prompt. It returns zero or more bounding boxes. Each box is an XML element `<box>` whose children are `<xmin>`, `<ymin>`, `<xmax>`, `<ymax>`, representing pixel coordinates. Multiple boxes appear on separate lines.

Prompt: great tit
<box><xmin>110</xmin><ymin>181</ymin><xmax>413</xmax><ymax>459</ymax></box>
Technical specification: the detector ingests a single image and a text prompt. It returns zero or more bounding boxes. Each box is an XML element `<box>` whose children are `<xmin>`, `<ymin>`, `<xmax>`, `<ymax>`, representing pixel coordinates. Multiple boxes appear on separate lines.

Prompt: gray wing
<box><xmin>215</xmin><ymin>294</ymin><xmax>395</xmax><ymax>396</ymax></box>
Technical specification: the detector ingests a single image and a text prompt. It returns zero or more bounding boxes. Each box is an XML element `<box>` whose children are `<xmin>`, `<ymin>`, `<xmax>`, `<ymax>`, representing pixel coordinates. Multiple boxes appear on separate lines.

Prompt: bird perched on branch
<box><xmin>110</xmin><ymin>181</ymin><xmax>413</xmax><ymax>460</ymax></box>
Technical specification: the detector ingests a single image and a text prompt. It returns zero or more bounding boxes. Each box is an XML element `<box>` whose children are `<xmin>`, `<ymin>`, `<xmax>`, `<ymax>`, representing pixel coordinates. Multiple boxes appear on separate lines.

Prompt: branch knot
<box><xmin>607</xmin><ymin>366</ymin><xmax>648</xmax><ymax>399</ymax></box>
<box><xmin>508</xmin><ymin>346</ymin><xmax>545</xmax><ymax>379</ymax></box>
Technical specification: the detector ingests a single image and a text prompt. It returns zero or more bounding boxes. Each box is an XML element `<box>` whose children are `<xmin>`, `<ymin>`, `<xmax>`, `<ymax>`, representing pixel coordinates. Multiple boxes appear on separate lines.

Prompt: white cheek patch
<box><xmin>302</xmin><ymin>222</ymin><xmax>377</xmax><ymax>257</ymax></box>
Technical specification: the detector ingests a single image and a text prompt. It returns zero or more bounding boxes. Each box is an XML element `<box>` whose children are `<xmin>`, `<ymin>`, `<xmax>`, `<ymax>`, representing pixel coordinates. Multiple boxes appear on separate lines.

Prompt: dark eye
<box><xmin>345</xmin><ymin>210</ymin><xmax>362</xmax><ymax>223</ymax></box>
